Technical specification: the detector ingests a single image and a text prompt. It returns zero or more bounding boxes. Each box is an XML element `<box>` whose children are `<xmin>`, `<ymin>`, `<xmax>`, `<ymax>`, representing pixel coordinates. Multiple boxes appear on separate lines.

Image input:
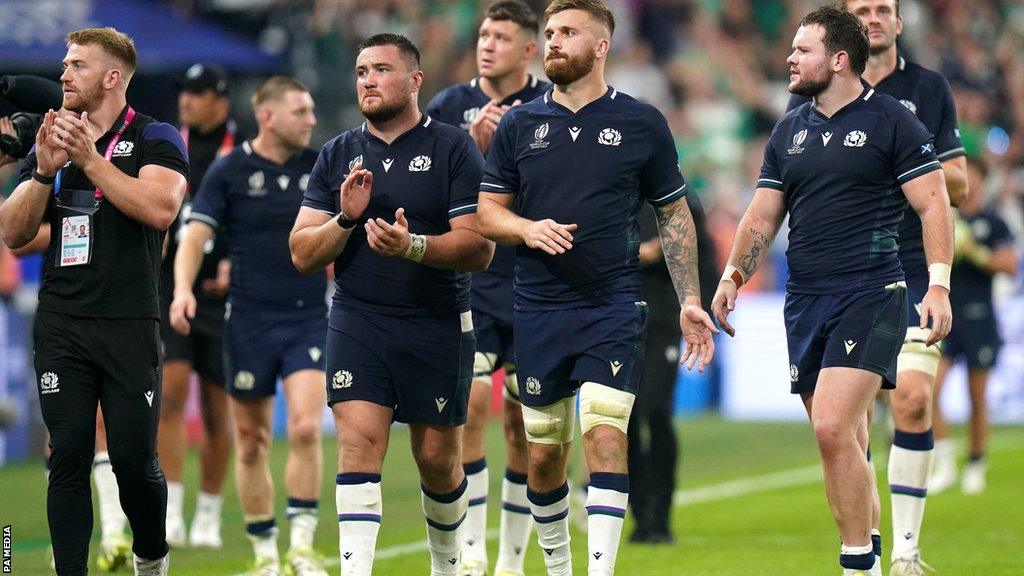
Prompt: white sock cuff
<box><xmin>336</xmin><ymin>478</ymin><xmax>383</xmax><ymax>523</ymax></box>
<box><xmin>421</xmin><ymin>478</ymin><xmax>469</xmax><ymax>531</ymax></box>
<box><xmin>465</xmin><ymin>462</ymin><xmax>489</xmax><ymax>507</ymax></box>
<box><xmin>585</xmin><ymin>485</ymin><xmax>629</xmax><ymax>520</ymax></box>
<box><xmin>841</xmin><ymin>543</ymin><xmax>874</xmax><ymax>556</ymax></box>
<box><xmin>93</xmin><ymin>451</ymin><xmax>111</xmax><ymax>466</ymax></box>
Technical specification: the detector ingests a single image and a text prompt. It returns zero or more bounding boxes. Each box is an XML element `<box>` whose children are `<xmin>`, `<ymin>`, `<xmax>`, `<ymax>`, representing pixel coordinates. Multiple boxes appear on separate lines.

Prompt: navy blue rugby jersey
<box><xmin>481</xmin><ymin>87</ymin><xmax>687</xmax><ymax>310</ymax></box>
<box><xmin>760</xmin><ymin>87</ymin><xmax>941</xmax><ymax>294</ymax></box>
<box><xmin>189</xmin><ymin>141</ymin><xmax>326</xmax><ymax>313</ymax></box>
<box><xmin>427</xmin><ymin>74</ymin><xmax>549</xmax><ymax>324</ymax></box>
<box><xmin>951</xmin><ymin>210</ymin><xmax>1013</xmax><ymax>310</ymax></box>
<box><xmin>302</xmin><ymin>115</ymin><xmax>485</xmax><ymax>316</ymax></box>
<box><xmin>788</xmin><ymin>57</ymin><xmax>965</xmax><ymax>280</ymax></box>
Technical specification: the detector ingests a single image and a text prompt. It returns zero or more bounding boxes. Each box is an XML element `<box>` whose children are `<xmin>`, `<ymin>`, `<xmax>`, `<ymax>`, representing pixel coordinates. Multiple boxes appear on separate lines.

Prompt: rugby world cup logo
<box><xmin>348</xmin><ymin>155</ymin><xmax>364</xmax><ymax>172</ymax></box>
<box><xmin>788</xmin><ymin>129</ymin><xmax>807</xmax><ymax>155</ymax></box>
<box><xmin>531</xmin><ymin>123</ymin><xmax>551</xmax><ymax>150</ymax></box>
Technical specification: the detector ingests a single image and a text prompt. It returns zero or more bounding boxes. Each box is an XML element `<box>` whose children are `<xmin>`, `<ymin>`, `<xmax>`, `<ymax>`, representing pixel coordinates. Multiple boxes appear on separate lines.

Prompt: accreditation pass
<box><xmin>60</xmin><ymin>215</ymin><xmax>91</xmax><ymax>266</ymax></box>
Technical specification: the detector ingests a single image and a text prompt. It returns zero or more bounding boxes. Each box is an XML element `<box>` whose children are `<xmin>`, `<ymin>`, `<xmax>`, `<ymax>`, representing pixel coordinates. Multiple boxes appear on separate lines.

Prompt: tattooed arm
<box><xmin>711</xmin><ymin>188</ymin><xmax>787</xmax><ymax>336</ymax></box>
<box><xmin>655</xmin><ymin>198</ymin><xmax>719</xmax><ymax>371</ymax></box>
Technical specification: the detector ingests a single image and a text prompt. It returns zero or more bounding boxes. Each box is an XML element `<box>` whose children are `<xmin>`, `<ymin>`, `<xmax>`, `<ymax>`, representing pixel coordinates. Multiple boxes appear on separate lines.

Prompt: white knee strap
<box><xmin>520</xmin><ymin>396</ymin><xmax>576</xmax><ymax>445</ymax></box>
<box><xmin>579</xmin><ymin>381</ymin><xmax>635</xmax><ymax>436</ymax></box>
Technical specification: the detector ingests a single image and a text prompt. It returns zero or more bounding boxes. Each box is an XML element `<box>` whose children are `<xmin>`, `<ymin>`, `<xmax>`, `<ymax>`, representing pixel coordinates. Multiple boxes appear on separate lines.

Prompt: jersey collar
<box><xmin>543</xmin><ymin>85</ymin><xmax>617</xmax><ymax>116</ymax></box>
<box><xmin>360</xmin><ymin>114</ymin><xmax>433</xmax><ymax>147</ymax></box>
<box><xmin>472</xmin><ymin>74</ymin><xmax>542</xmax><ymax>106</ymax></box>
<box><xmin>810</xmin><ymin>86</ymin><xmax>874</xmax><ymax>121</ymax></box>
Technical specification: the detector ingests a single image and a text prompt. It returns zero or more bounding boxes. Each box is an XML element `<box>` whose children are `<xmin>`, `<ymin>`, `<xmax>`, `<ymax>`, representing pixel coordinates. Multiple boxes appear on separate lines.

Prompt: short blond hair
<box><xmin>250</xmin><ymin>76</ymin><xmax>309</xmax><ymax>108</ymax></box>
<box><xmin>66</xmin><ymin>27</ymin><xmax>138</xmax><ymax>78</ymax></box>
<box><xmin>543</xmin><ymin>0</ymin><xmax>615</xmax><ymax>36</ymax></box>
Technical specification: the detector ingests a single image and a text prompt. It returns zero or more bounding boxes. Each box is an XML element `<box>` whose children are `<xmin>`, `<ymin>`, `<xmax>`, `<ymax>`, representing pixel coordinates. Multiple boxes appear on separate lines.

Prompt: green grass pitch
<box><xmin>3</xmin><ymin>417</ymin><xmax>1022</xmax><ymax>574</ymax></box>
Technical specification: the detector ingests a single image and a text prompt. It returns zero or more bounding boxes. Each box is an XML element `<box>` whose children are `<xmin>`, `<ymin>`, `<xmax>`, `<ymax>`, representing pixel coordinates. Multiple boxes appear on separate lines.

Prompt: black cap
<box><xmin>179</xmin><ymin>63</ymin><xmax>230</xmax><ymax>96</ymax></box>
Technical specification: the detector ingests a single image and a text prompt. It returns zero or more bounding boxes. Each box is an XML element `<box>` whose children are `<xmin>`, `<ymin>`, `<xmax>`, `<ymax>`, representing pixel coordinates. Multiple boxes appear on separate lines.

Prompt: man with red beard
<box><xmin>476</xmin><ymin>1</ymin><xmax>717</xmax><ymax>574</ymax></box>
<box><xmin>0</xmin><ymin>27</ymin><xmax>188</xmax><ymax>576</ymax></box>
<box><xmin>290</xmin><ymin>33</ymin><xmax>494</xmax><ymax>576</ymax></box>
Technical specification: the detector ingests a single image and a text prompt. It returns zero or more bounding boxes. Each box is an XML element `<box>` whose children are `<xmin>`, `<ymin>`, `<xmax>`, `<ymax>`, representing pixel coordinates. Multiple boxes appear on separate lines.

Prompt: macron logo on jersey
<box><xmin>821</xmin><ymin>131</ymin><xmax>833</xmax><ymax>147</ymax></box>
<box><xmin>382</xmin><ymin>158</ymin><xmax>394</xmax><ymax>173</ymax></box>
<box><xmin>568</xmin><ymin>126</ymin><xmax>581</xmax><ymax>141</ymax></box>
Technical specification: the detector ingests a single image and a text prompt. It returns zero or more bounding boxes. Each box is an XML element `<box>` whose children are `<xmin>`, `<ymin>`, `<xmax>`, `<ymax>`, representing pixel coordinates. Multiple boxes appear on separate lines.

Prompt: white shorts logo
<box><xmin>40</xmin><ymin>372</ymin><xmax>60</xmax><ymax>394</ymax></box>
<box><xmin>332</xmin><ymin>370</ymin><xmax>353</xmax><ymax>389</ymax></box>
<box><xmin>525</xmin><ymin>376</ymin><xmax>542</xmax><ymax>395</ymax></box>
<box><xmin>234</xmin><ymin>371</ymin><xmax>255</xmax><ymax>391</ymax></box>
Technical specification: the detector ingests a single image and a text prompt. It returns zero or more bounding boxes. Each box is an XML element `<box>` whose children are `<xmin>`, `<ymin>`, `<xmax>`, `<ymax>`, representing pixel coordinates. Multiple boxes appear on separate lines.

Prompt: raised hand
<box><xmin>340</xmin><ymin>162</ymin><xmax>373</xmax><ymax>221</ymax></box>
<box><xmin>52</xmin><ymin>111</ymin><xmax>101</xmax><ymax>169</ymax></box>
<box><xmin>34</xmin><ymin>110</ymin><xmax>68</xmax><ymax>176</ymax></box>
<box><xmin>365</xmin><ymin>207</ymin><xmax>413</xmax><ymax>258</ymax></box>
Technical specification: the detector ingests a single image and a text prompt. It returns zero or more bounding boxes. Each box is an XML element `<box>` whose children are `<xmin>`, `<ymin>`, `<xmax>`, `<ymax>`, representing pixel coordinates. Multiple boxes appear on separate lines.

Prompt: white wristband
<box><xmin>404</xmin><ymin>234</ymin><xmax>426</xmax><ymax>263</ymax></box>
<box><xmin>928</xmin><ymin>263</ymin><xmax>951</xmax><ymax>290</ymax></box>
<box><xmin>721</xmin><ymin>264</ymin><xmax>746</xmax><ymax>289</ymax></box>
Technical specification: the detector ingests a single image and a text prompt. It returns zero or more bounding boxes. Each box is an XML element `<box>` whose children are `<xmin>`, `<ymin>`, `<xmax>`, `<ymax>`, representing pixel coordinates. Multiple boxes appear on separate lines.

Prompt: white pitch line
<box><xmin>231</xmin><ymin>434</ymin><xmax>1024</xmax><ymax>574</ymax></box>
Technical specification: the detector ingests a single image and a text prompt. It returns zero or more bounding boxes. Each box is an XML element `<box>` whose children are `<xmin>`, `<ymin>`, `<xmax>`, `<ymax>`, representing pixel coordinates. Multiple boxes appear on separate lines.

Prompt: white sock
<box><xmin>462</xmin><ymin>459</ymin><xmax>488</xmax><ymax>565</ymax></box>
<box><xmin>93</xmin><ymin>452</ymin><xmax>127</xmax><ymax>538</ymax></box>
<box><xmin>528</xmin><ymin>482</ymin><xmax>572</xmax><ymax>576</ymax></box>
<box><xmin>586</xmin><ymin>473</ymin><xmax>629</xmax><ymax>576</ymax></box>
<box><xmin>496</xmin><ymin>469</ymin><xmax>532</xmax><ymax>574</ymax></box>
<box><xmin>195</xmin><ymin>491</ymin><xmax>223</xmax><ymax>519</ymax></box>
<box><xmin>889</xmin><ymin>429</ymin><xmax>934</xmax><ymax>558</ymax></box>
<box><xmin>336</xmin><ymin>473</ymin><xmax>382</xmax><ymax>576</ymax></box>
<box><xmin>245</xmin><ymin>516</ymin><xmax>279</xmax><ymax>562</ymax></box>
<box><xmin>286</xmin><ymin>498</ymin><xmax>319</xmax><ymax>551</ymax></box>
<box><xmin>422</xmin><ymin>478</ymin><xmax>469</xmax><ymax>576</ymax></box>
<box><xmin>166</xmin><ymin>481</ymin><xmax>185</xmax><ymax>521</ymax></box>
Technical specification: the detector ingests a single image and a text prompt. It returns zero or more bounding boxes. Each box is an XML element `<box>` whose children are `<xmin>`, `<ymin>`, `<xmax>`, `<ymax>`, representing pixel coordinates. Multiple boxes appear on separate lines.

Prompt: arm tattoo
<box><xmin>739</xmin><ymin>227</ymin><xmax>769</xmax><ymax>277</ymax></box>
<box><xmin>655</xmin><ymin>200</ymin><xmax>700</xmax><ymax>304</ymax></box>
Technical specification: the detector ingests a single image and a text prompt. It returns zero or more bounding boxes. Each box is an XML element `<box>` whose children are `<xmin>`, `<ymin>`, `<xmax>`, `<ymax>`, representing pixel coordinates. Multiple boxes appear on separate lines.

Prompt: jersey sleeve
<box><xmin>480</xmin><ymin>113</ymin><xmax>519</xmax><ymax>194</ymax></box>
<box><xmin>756</xmin><ymin>128</ymin><xmax>784</xmax><ymax>191</ymax></box>
<box><xmin>446</xmin><ymin>133</ymin><xmax>485</xmax><ymax>219</ymax></box>
<box><xmin>933</xmin><ymin>75</ymin><xmax>966</xmax><ymax>161</ymax></box>
<box><xmin>140</xmin><ymin>122</ymin><xmax>190</xmax><ymax>179</ymax></box>
<box><xmin>891</xmin><ymin>106</ymin><xmax>941</xmax><ymax>186</ymax></box>
<box><xmin>187</xmin><ymin>155</ymin><xmax>231</xmax><ymax>229</ymax></box>
<box><xmin>639</xmin><ymin>108</ymin><xmax>687</xmax><ymax>207</ymax></box>
<box><xmin>301</xmin><ymin>142</ymin><xmax>339</xmax><ymax>215</ymax></box>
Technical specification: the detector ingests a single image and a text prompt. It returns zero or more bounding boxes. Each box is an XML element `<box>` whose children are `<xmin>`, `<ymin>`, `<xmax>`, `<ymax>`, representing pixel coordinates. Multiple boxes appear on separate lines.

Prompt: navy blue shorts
<box><xmin>513</xmin><ymin>301</ymin><xmax>648</xmax><ymax>407</ymax></box>
<box><xmin>326</xmin><ymin>306</ymin><xmax>475</xmax><ymax>426</ymax></box>
<box><xmin>473</xmin><ymin>309</ymin><xmax>515</xmax><ymax>371</ymax></box>
<box><xmin>942</xmin><ymin>302</ymin><xmax>1001</xmax><ymax>369</ymax></box>
<box><xmin>784</xmin><ymin>283</ymin><xmax>908</xmax><ymax>395</ymax></box>
<box><xmin>224</xmin><ymin>308</ymin><xmax>327</xmax><ymax>398</ymax></box>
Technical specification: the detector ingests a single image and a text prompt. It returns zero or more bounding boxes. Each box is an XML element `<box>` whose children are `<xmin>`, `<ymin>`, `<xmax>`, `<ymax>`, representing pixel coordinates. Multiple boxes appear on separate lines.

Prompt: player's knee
<box><xmin>811</xmin><ymin>416</ymin><xmax>852</xmax><ymax>457</ymax></box>
<box><xmin>235</xmin><ymin>424</ymin><xmax>270</xmax><ymax>464</ymax></box>
<box><xmin>110</xmin><ymin>449</ymin><xmax>158</xmax><ymax>478</ymax></box>
<box><xmin>528</xmin><ymin>442</ymin><xmax>566</xmax><ymax>474</ymax></box>
<box><xmin>579</xmin><ymin>382</ymin><xmax>635</xmax><ymax>437</ymax></box>
<box><xmin>895</xmin><ymin>385</ymin><xmax>932</xmax><ymax>424</ymax></box>
<box><xmin>288</xmin><ymin>417</ymin><xmax>321</xmax><ymax>448</ymax></box>
<box><xmin>521</xmin><ymin>396</ymin><xmax>575</xmax><ymax>445</ymax></box>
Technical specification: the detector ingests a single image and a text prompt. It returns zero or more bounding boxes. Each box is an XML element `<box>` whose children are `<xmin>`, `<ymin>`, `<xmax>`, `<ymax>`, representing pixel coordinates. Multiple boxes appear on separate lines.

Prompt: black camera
<box><xmin>0</xmin><ymin>111</ymin><xmax>41</xmax><ymax>159</ymax></box>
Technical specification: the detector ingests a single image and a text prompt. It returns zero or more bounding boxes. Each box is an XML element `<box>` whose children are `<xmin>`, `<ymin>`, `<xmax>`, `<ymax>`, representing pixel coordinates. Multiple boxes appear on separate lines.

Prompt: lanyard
<box><xmin>54</xmin><ymin>106</ymin><xmax>137</xmax><ymax>201</ymax></box>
